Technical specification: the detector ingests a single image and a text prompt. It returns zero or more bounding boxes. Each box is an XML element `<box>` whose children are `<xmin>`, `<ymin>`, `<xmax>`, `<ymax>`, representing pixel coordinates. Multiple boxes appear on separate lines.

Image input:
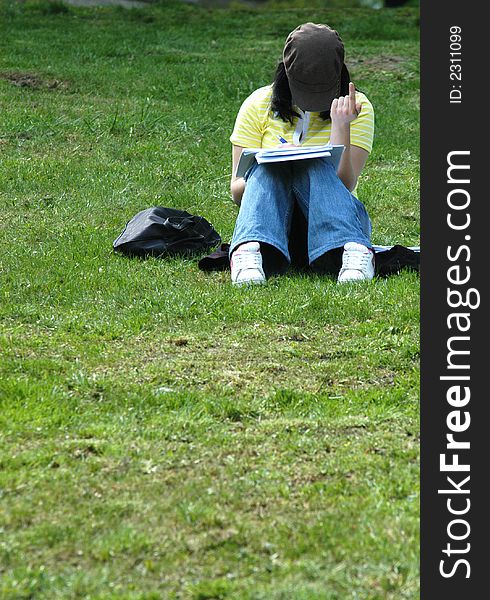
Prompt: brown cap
<box><xmin>283</xmin><ymin>23</ymin><xmax>344</xmax><ymax>112</ymax></box>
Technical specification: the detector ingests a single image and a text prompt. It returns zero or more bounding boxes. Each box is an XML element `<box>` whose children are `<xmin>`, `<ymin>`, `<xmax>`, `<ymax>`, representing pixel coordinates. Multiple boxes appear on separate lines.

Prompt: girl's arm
<box><xmin>329</xmin><ymin>82</ymin><xmax>369</xmax><ymax>192</ymax></box>
<box><xmin>230</xmin><ymin>145</ymin><xmax>246</xmax><ymax>206</ymax></box>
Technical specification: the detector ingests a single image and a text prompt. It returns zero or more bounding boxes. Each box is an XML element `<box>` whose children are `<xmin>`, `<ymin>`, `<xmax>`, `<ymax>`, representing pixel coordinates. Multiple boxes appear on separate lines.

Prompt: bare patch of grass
<box><xmin>0</xmin><ymin>71</ymin><xmax>69</xmax><ymax>90</ymax></box>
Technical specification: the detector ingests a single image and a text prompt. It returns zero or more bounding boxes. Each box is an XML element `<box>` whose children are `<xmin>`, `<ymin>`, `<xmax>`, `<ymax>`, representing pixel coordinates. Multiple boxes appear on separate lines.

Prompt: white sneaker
<box><xmin>230</xmin><ymin>242</ymin><xmax>266</xmax><ymax>285</ymax></box>
<box><xmin>338</xmin><ymin>242</ymin><xmax>375</xmax><ymax>283</ymax></box>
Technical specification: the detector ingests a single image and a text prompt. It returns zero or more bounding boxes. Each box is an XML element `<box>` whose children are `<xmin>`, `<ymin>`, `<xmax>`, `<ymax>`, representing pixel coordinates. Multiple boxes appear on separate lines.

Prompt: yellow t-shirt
<box><xmin>230</xmin><ymin>84</ymin><xmax>374</xmax><ymax>152</ymax></box>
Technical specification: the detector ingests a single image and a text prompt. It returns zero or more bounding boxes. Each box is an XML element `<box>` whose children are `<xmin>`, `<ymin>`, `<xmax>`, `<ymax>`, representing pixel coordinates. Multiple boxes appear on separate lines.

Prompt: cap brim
<box><xmin>289</xmin><ymin>78</ymin><xmax>339</xmax><ymax>112</ymax></box>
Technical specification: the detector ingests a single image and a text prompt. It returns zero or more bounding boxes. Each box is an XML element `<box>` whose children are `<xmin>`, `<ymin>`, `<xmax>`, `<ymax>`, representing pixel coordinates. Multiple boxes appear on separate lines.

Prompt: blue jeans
<box><xmin>230</xmin><ymin>159</ymin><xmax>372</xmax><ymax>273</ymax></box>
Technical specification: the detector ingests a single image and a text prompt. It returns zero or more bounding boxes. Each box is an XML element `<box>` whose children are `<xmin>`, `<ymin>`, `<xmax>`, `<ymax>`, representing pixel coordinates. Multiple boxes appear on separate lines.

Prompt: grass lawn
<box><xmin>0</xmin><ymin>1</ymin><xmax>420</xmax><ymax>598</ymax></box>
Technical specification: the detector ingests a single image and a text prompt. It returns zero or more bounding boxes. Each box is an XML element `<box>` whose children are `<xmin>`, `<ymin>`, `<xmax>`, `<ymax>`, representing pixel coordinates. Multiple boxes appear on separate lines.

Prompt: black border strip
<box><xmin>421</xmin><ymin>1</ymin><xmax>486</xmax><ymax>596</ymax></box>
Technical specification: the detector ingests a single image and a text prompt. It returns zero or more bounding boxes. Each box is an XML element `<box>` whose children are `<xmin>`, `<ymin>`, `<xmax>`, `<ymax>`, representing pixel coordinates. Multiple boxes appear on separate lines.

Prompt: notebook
<box><xmin>235</xmin><ymin>144</ymin><xmax>345</xmax><ymax>178</ymax></box>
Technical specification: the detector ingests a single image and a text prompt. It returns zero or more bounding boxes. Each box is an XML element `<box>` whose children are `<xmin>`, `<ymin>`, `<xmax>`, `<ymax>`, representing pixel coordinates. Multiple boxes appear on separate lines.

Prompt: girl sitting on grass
<box><xmin>229</xmin><ymin>22</ymin><xmax>375</xmax><ymax>285</ymax></box>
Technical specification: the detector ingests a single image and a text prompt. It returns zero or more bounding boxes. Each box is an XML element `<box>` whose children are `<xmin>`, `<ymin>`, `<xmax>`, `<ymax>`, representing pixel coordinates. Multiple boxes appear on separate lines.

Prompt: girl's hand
<box><xmin>330</xmin><ymin>82</ymin><xmax>362</xmax><ymax>125</ymax></box>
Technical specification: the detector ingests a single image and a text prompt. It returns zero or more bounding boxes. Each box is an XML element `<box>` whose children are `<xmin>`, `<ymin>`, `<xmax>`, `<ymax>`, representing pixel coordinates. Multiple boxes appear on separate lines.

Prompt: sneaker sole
<box><xmin>232</xmin><ymin>278</ymin><xmax>266</xmax><ymax>286</ymax></box>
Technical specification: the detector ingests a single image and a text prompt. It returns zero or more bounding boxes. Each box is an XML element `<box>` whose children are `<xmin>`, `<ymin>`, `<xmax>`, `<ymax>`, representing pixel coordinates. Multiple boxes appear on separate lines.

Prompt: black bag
<box><xmin>113</xmin><ymin>207</ymin><xmax>221</xmax><ymax>258</ymax></box>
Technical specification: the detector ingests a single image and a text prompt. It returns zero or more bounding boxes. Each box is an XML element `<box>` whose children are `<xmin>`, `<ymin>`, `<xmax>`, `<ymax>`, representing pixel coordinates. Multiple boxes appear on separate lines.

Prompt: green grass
<box><xmin>0</xmin><ymin>2</ymin><xmax>419</xmax><ymax>598</ymax></box>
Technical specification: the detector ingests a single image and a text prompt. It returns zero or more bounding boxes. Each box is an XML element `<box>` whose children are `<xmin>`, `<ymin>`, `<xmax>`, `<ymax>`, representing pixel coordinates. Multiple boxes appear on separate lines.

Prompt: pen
<box><xmin>278</xmin><ymin>136</ymin><xmax>288</xmax><ymax>144</ymax></box>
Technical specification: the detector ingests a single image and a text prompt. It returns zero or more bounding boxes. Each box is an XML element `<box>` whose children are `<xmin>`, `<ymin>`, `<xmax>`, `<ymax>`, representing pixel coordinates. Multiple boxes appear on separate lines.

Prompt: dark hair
<box><xmin>270</xmin><ymin>61</ymin><xmax>353</xmax><ymax>123</ymax></box>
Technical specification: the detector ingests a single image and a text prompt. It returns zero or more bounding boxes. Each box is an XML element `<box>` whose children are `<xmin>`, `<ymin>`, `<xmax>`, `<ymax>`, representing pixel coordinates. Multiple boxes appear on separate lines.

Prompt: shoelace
<box><xmin>342</xmin><ymin>250</ymin><xmax>371</xmax><ymax>271</ymax></box>
<box><xmin>233</xmin><ymin>251</ymin><xmax>262</xmax><ymax>270</ymax></box>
